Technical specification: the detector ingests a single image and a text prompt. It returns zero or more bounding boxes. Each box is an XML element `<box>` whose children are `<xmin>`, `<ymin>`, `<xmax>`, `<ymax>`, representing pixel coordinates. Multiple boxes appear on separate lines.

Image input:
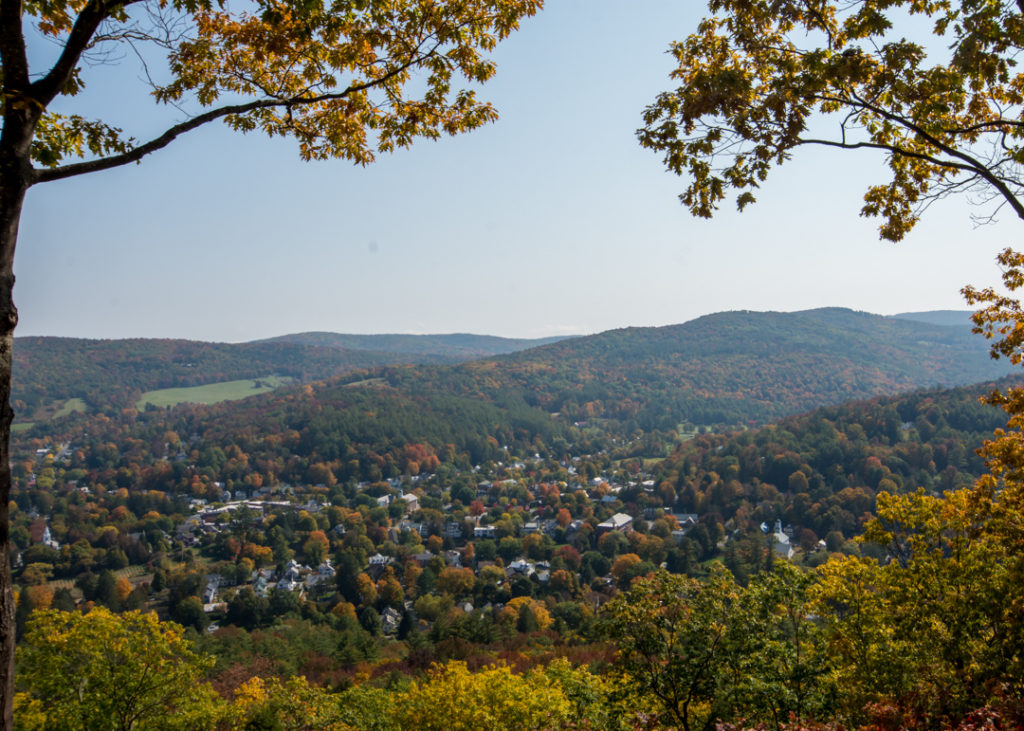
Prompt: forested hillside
<box><xmin>10</xmin><ymin>333</ymin><xmax>562</xmax><ymax>420</ymax></box>
<box><xmin>360</xmin><ymin>307</ymin><xmax>1016</xmax><ymax>432</ymax></box>
<box><xmin>648</xmin><ymin>377</ymin><xmax>1018</xmax><ymax>578</ymax></box>
<box><xmin>15</xmin><ymin>308</ymin><xmax>1013</xmax><ymax>438</ymax></box>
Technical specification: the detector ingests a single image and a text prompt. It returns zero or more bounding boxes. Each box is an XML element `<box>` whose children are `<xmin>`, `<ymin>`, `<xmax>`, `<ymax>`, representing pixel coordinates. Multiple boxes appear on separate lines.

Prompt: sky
<box><xmin>15</xmin><ymin>0</ymin><xmax>1020</xmax><ymax>343</ymax></box>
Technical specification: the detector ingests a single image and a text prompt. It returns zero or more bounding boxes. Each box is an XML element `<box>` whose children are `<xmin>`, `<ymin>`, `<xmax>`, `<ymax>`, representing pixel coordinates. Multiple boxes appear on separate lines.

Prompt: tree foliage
<box><xmin>601</xmin><ymin>566</ymin><xmax>743</xmax><ymax>731</ymax></box>
<box><xmin>16</xmin><ymin>607</ymin><xmax>217</xmax><ymax>730</ymax></box>
<box><xmin>640</xmin><ymin>0</ymin><xmax>1024</xmax><ymax>240</ymax></box>
<box><xmin>393</xmin><ymin>661</ymin><xmax>572</xmax><ymax>731</ymax></box>
<box><xmin>17</xmin><ymin>0</ymin><xmax>543</xmax><ymax>184</ymax></box>
<box><xmin>601</xmin><ymin>565</ymin><xmax>828</xmax><ymax>731</ymax></box>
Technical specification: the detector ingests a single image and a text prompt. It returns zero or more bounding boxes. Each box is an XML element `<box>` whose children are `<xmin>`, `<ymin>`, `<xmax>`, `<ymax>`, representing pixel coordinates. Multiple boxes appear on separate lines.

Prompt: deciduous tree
<box><xmin>640</xmin><ymin>0</ymin><xmax>1024</xmax><ymax>241</ymax></box>
<box><xmin>394</xmin><ymin>661</ymin><xmax>571</xmax><ymax>731</ymax></box>
<box><xmin>435</xmin><ymin>566</ymin><xmax>475</xmax><ymax>598</ymax></box>
<box><xmin>601</xmin><ymin>566</ymin><xmax>743</xmax><ymax>731</ymax></box>
<box><xmin>603</xmin><ymin>565</ymin><xmax>828</xmax><ymax>730</ymax></box>
<box><xmin>16</xmin><ymin>607</ymin><xmax>220</xmax><ymax>730</ymax></box>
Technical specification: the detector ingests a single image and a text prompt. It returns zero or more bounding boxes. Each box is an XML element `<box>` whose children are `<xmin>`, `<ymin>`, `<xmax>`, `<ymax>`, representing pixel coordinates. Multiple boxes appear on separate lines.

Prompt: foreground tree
<box><xmin>601</xmin><ymin>565</ymin><xmax>826</xmax><ymax>731</ymax></box>
<box><xmin>393</xmin><ymin>661</ymin><xmax>573</xmax><ymax>731</ymax></box>
<box><xmin>813</xmin><ymin>490</ymin><xmax>1019</xmax><ymax>726</ymax></box>
<box><xmin>15</xmin><ymin>607</ymin><xmax>220</xmax><ymax>730</ymax></box>
<box><xmin>0</xmin><ymin>0</ymin><xmax>539</xmax><ymax>721</ymax></box>
<box><xmin>601</xmin><ymin>568</ymin><xmax>740</xmax><ymax>731</ymax></box>
<box><xmin>640</xmin><ymin>0</ymin><xmax>1023</xmax><ymax>241</ymax></box>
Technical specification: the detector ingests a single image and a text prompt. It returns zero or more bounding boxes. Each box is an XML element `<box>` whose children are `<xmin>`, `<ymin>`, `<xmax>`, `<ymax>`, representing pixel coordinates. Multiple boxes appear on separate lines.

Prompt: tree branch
<box><xmin>835</xmin><ymin>90</ymin><xmax>1024</xmax><ymax>221</ymax></box>
<box><xmin>29</xmin><ymin>0</ymin><xmax>146</xmax><ymax>106</ymax></box>
<box><xmin>31</xmin><ymin>98</ymin><xmax>279</xmax><ymax>183</ymax></box>
<box><xmin>797</xmin><ymin>137</ymin><xmax>979</xmax><ymax>174</ymax></box>
<box><xmin>945</xmin><ymin>119</ymin><xmax>1024</xmax><ymax>135</ymax></box>
<box><xmin>33</xmin><ymin>52</ymin><xmax>430</xmax><ymax>185</ymax></box>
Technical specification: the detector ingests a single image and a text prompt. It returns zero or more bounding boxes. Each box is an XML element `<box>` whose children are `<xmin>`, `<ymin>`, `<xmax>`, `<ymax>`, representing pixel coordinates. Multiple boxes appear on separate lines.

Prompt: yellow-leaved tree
<box><xmin>0</xmin><ymin>0</ymin><xmax>540</xmax><ymax>722</ymax></box>
<box><xmin>393</xmin><ymin>661</ymin><xmax>572</xmax><ymax>731</ymax></box>
<box><xmin>15</xmin><ymin>607</ymin><xmax>223</xmax><ymax>730</ymax></box>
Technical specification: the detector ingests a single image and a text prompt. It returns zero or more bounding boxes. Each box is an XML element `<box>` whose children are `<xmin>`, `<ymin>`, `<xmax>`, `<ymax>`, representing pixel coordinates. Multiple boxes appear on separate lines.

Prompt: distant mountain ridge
<box><xmin>889</xmin><ymin>310</ymin><xmax>975</xmax><ymax>327</ymax></box>
<box><xmin>11</xmin><ymin>332</ymin><xmax>565</xmax><ymax>419</ymax></box>
<box><xmin>441</xmin><ymin>306</ymin><xmax>1018</xmax><ymax>428</ymax></box>
<box><xmin>13</xmin><ymin>308</ymin><xmax>1016</xmax><ymax>430</ymax></box>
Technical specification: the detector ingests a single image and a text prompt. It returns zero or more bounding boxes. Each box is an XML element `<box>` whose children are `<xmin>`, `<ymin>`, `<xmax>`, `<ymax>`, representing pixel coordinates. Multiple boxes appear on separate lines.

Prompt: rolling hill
<box><xmin>370</xmin><ymin>307</ymin><xmax>1017</xmax><ymax>430</ymax></box>
<box><xmin>11</xmin><ymin>333</ymin><xmax>565</xmax><ymax>421</ymax></box>
<box><xmin>255</xmin><ymin>332</ymin><xmax>569</xmax><ymax>358</ymax></box>
<box><xmin>14</xmin><ymin>307</ymin><xmax>1016</xmax><ymax>435</ymax></box>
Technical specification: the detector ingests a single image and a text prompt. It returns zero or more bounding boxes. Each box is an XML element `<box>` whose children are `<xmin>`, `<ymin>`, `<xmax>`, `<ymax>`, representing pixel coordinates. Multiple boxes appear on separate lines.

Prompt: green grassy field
<box><xmin>343</xmin><ymin>377</ymin><xmax>386</xmax><ymax>388</ymax></box>
<box><xmin>136</xmin><ymin>375</ymin><xmax>294</xmax><ymax>409</ymax></box>
<box><xmin>54</xmin><ymin>397</ymin><xmax>87</xmax><ymax>418</ymax></box>
<box><xmin>12</xmin><ymin>396</ymin><xmax>88</xmax><ymax>431</ymax></box>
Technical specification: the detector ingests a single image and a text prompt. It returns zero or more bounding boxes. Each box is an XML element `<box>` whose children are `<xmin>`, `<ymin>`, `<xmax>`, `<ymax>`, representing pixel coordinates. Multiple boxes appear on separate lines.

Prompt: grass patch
<box><xmin>54</xmin><ymin>397</ymin><xmax>87</xmax><ymax>418</ymax></box>
<box><xmin>136</xmin><ymin>375</ymin><xmax>294</xmax><ymax>409</ymax></box>
<box><xmin>11</xmin><ymin>422</ymin><xmax>34</xmax><ymax>433</ymax></box>
<box><xmin>343</xmin><ymin>377</ymin><xmax>386</xmax><ymax>388</ymax></box>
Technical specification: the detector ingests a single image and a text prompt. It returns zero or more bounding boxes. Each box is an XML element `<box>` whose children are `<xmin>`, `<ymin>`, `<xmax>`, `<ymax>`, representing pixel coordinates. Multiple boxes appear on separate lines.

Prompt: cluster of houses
<box><xmin>202</xmin><ymin>558</ymin><xmax>338</xmax><ymax>611</ymax></box>
<box><xmin>21</xmin><ymin>442</ymin><xmax>826</xmax><ymax>632</ymax></box>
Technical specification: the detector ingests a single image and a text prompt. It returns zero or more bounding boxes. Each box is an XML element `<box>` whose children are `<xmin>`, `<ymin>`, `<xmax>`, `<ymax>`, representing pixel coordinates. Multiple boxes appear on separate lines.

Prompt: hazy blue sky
<box><xmin>16</xmin><ymin>0</ymin><xmax>1018</xmax><ymax>342</ymax></box>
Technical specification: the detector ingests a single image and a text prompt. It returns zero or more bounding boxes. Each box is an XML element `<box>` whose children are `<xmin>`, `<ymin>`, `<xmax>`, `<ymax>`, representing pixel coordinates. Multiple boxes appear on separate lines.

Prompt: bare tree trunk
<box><xmin>0</xmin><ymin>113</ymin><xmax>29</xmax><ymax>731</ymax></box>
<box><xmin>0</xmin><ymin>276</ymin><xmax>15</xmax><ymax>730</ymax></box>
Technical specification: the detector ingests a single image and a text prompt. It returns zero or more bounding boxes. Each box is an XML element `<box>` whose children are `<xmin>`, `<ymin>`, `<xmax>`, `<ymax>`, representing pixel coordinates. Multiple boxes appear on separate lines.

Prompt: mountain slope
<box><xmin>11</xmin><ymin>332</ymin><xmax>566</xmax><ymax>419</ymax></box>
<box><xmin>377</xmin><ymin>307</ymin><xmax>1016</xmax><ymax>429</ymax></box>
<box><xmin>11</xmin><ymin>338</ymin><xmax>442</xmax><ymax>417</ymax></box>
<box><xmin>15</xmin><ymin>307</ymin><xmax>1015</xmax><ymax>432</ymax></box>
<box><xmin>889</xmin><ymin>309</ymin><xmax>974</xmax><ymax>327</ymax></box>
<box><xmin>648</xmin><ymin>373</ymin><xmax>1023</xmax><ymax>556</ymax></box>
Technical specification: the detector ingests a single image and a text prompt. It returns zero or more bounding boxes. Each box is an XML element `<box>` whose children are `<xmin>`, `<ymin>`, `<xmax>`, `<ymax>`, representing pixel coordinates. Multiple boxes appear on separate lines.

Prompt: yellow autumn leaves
<box><xmin>641</xmin><ymin>0</ymin><xmax>1024</xmax><ymax>240</ymax></box>
<box><xmin>14</xmin><ymin>606</ymin><xmax>609</xmax><ymax>730</ymax></box>
<box><xmin>24</xmin><ymin>1</ymin><xmax>543</xmax><ymax>180</ymax></box>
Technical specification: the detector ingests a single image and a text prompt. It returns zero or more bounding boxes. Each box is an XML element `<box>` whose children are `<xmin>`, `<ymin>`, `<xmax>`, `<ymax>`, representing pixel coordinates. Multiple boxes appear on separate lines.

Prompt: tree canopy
<box><xmin>639</xmin><ymin>0</ymin><xmax>1024</xmax><ymax>240</ymax></box>
<box><xmin>16</xmin><ymin>607</ymin><xmax>216</xmax><ymax>730</ymax></box>
<box><xmin>19</xmin><ymin>0</ymin><xmax>543</xmax><ymax>183</ymax></box>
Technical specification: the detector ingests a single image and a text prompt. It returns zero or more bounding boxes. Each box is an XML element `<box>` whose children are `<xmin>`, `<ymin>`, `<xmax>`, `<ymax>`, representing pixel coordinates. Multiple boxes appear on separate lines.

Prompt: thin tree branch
<box><xmin>32</xmin><ymin>55</ymin><xmax>426</xmax><ymax>185</ymax></box>
<box><xmin>797</xmin><ymin>137</ymin><xmax>980</xmax><ymax>173</ymax></box>
<box><xmin>30</xmin><ymin>0</ymin><xmax>146</xmax><ymax>106</ymax></box>
<box><xmin>946</xmin><ymin>119</ymin><xmax>1024</xmax><ymax>135</ymax></box>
